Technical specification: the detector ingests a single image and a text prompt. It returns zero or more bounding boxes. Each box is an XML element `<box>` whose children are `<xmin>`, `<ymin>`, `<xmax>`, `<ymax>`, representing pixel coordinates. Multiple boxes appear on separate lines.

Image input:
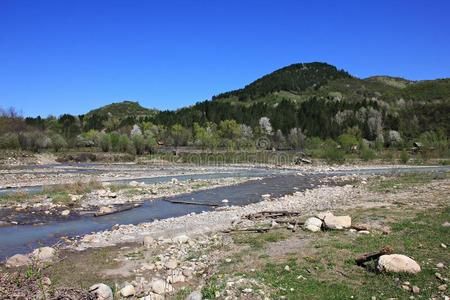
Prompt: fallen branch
<box><xmin>222</xmin><ymin>227</ymin><xmax>271</xmax><ymax>234</ymax></box>
<box><xmin>245</xmin><ymin>211</ymin><xmax>302</xmax><ymax>220</ymax></box>
<box><xmin>355</xmin><ymin>246</ymin><xmax>393</xmax><ymax>266</ymax></box>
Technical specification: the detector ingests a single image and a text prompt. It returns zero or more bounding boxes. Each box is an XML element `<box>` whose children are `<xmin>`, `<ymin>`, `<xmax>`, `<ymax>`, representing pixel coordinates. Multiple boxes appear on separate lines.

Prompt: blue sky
<box><xmin>1</xmin><ymin>0</ymin><xmax>450</xmax><ymax>117</ymax></box>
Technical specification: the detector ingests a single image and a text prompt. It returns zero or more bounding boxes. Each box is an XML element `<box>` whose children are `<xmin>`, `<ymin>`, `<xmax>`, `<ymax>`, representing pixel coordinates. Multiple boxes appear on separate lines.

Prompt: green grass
<box><xmin>254</xmin><ymin>207</ymin><xmax>450</xmax><ymax>299</ymax></box>
<box><xmin>369</xmin><ymin>172</ymin><xmax>448</xmax><ymax>193</ymax></box>
<box><xmin>231</xmin><ymin>230</ymin><xmax>288</xmax><ymax>249</ymax></box>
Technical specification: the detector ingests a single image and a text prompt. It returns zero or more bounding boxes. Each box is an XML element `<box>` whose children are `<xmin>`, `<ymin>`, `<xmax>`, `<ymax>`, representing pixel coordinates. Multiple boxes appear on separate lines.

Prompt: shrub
<box><xmin>0</xmin><ymin>133</ymin><xmax>20</xmax><ymax>149</ymax></box>
<box><xmin>51</xmin><ymin>134</ymin><xmax>67</xmax><ymax>152</ymax></box>
<box><xmin>323</xmin><ymin>142</ymin><xmax>345</xmax><ymax>164</ymax></box>
<box><xmin>132</xmin><ymin>134</ymin><xmax>145</xmax><ymax>155</ymax></box>
<box><xmin>145</xmin><ymin>135</ymin><xmax>157</xmax><ymax>153</ymax></box>
<box><xmin>400</xmin><ymin>150</ymin><xmax>409</xmax><ymax>164</ymax></box>
<box><xmin>337</xmin><ymin>134</ymin><xmax>359</xmax><ymax>153</ymax></box>
<box><xmin>360</xmin><ymin>145</ymin><xmax>376</xmax><ymax>161</ymax></box>
<box><xmin>109</xmin><ymin>132</ymin><xmax>121</xmax><ymax>152</ymax></box>
<box><xmin>99</xmin><ymin>133</ymin><xmax>111</xmax><ymax>152</ymax></box>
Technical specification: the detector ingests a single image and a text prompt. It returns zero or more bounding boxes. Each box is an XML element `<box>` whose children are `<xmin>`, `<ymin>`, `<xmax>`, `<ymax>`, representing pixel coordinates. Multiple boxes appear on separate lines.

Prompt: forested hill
<box><xmin>3</xmin><ymin>61</ymin><xmax>449</xmax><ymax>153</ymax></box>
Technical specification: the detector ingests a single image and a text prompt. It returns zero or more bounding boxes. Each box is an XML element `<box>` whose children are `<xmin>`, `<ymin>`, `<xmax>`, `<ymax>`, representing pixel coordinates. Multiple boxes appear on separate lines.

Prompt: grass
<box><xmin>368</xmin><ymin>172</ymin><xmax>448</xmax><ymax>193</ymax></box>
<box><xmin>251</xmin><ymin>207</ymin><xmax>450</xmax><ymax>299</ymax></box>
<box><xmin>231</xmin><ymin>229</ymin><xmax>288</xmax><ymax>249</ymax></box>
<box><xmin>43</xmin><ymin>179</ymin><xmax>103</xmax><ymax>194</ymax></box>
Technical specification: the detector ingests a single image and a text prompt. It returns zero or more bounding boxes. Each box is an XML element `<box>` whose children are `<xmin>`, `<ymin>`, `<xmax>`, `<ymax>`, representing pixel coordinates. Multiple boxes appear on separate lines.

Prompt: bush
<box><xmin>400</xmin><ymin>150</ymin><xmax>409</xmax><ymax>164</ymax></box>
<box><xmin>323</xmin><ymin>144</ymin><xmax>345</xmax><ymax>164</ymax></box>
<box><xmin>337</xmin><ymin>134</ymin><xmax>359</xmax><ymax>153</ymax></box>
<box><xmin>360</xmin><ymin>145</ymin><xmax>376</xmax><ymax>161</ymax></box>
<box><xmin>109</xmin><ymin>132</ymin><xmax>121</xmax><ymax>152</ymax></box>
<box><xmin>99</xmin><ymin>133</ymin><xmax>111</xmax><ymax>152</ymax></box>
<box><xmin>0</xmin><ymin>133</ymin><xmax>20</xmax><ymax>149</ymax></box>
<box><xmin>51</xmin><ymin>134</ymin><xmax>67</xmax><ymax>152</ymax></box>
<box><xmin>132</xmin><ymin>134</ymin><xmax>145</xmax><ymax>155</ymax></box>
<box><xmin>19</xmin><ymin>132</ymin><xmax>52</xmax><ymax>152</ymax></box>
<box><xmin>145</xmin><ymin>135</ymin><xmax>157</xmax><ymax>153</ymax></box>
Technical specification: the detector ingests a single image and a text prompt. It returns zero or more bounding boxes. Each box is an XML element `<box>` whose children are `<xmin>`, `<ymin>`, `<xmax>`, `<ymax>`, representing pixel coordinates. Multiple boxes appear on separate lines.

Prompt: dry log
<box><xmin>245</xmin><ymin>211</ymin><xmax>302</xmax><ymax>220</ymax></box>
<box><xmin>222</xmin><ymin>227</ymin><xmax>271</xmax><ymax>234</ymax></box>
<box><xmin>355</xmin><ymin>246</ymin><xmax>394</xmax><ymax>266</ymax></box>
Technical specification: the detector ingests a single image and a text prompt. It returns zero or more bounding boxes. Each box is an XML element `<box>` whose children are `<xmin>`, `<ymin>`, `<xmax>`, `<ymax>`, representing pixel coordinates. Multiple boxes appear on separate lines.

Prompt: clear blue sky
<box><xmin>1</xmin><ymin>0</ymin><xmax>450</xmax><ymax>117</ymax></box>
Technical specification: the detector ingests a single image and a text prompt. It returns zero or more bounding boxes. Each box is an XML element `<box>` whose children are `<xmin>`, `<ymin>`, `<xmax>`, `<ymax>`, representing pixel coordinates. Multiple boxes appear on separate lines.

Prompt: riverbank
<box><xmin>1</xmin><ymin>171</ymin><xmax>448</xmax><ymax>299</ymax></box>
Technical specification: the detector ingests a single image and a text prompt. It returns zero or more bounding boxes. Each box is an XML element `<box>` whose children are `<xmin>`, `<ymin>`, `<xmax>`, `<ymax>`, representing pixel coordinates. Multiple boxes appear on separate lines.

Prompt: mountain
<box><xmin>85</xmin><ymin>101</ymin><xmax>157</xmax><ymax>119</ymax></box>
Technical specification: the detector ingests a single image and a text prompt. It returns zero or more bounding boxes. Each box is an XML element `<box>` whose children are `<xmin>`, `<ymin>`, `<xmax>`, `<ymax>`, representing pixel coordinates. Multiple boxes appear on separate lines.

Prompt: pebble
<box><xmin>120</xmin><ymin>284</ymin><xmax>135</xmax><ymax>297</ymax></box>
<box><xmin>441</xmin><ymin>243</ymin><xmax>447</xmax><ymax>249</ymax></box>
<box><xmin>437</xmin><ymin>262</ymin><xmax>445</xmax><ymax>268</ymax></box>
<box><xmin>412</xmin><ymin>286</ymin><xmax>420</xmax><ymax>294</ymax></box>
<box><xmin>89</xmin><ymin>283</ymin><xmax>113</xmax><ymax>300</ymax></box>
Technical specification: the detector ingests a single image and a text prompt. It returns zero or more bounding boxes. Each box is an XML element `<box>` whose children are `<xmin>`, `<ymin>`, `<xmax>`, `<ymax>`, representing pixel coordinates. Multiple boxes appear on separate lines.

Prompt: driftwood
<box><xmin>222</xmin><ymin>227</ymin><xmax>271</xmax><ymax>234</ymax></box>
<box><xmin>94</xmin><ymin>204</ymin><xmax>142</xmax><ymax>217</ymax></box>
<box><xmin>355</xmin><ymin>246</ymin><xmax>394</xmax><ymax>266</ymax></box>
<box><xmin>245</xmin><ymin>211</ymin><xmax>302</xmax><ymax>220</ymax></box>
<box><xmin>165</xmin><ymin>199</ymin><xmax>219</xmax><ymax>207</ymax></box>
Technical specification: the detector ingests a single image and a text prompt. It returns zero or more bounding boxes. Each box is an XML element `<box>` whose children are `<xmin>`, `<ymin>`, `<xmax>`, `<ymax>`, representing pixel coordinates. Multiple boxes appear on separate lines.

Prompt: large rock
<box><xmin>5</xmin><ymin>254</ymin><xmax>31</xmax><ymax>268</ymax></box>
<box><xmin>324</xmin><ymin>215</ymin><xmax>351</xmax><ymax>229</ymax></box>
<box><xmin>31</xmin><ymin>247</ymin><xmax>56</xmax><ymax>263</ymax></box>
<box><xmin>120</xmin><ymin>284</ymin><xmax>136</xmax><ymax>297</ymax></box>
<box><xmin>316</xmin><ymin>211</ymin><xmax>334</xmax><ymax>220</ymax></box>
<box><xmin>151</xmin><ymin>278</ymin><xmax>173</xmax><ymax>295</ymax></box>
<box><xmin>89</xmin><ymin>283</ymin><xmax>113</xmax><ymax>300</ymax></box>
<box><xmin>143</xmin><ymin>235</ymin><xmax>155</xmax><ymax>248</ymax></box>
<box><xmin>185</xmin><ymin>290</ymin><xmax>203</xmax><ymax>300</ymax></box>
<box><xmin>173</xmin><ymin>234</ymin><xmax>189</xmax><ymax>244</ymax></box>
<box><xmin>304</xmin><ymin>217</ymin><xmax>323</xmax><ymax>232</ymax></box>
<box><xmin>378</xmin><ymin>254</ymin><xmax>421</xmax><ymax>274</ymax></box>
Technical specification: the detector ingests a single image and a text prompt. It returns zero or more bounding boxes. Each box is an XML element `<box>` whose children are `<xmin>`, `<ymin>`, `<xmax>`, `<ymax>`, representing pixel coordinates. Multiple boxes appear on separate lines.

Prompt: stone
<box><xmin>141</xmin><ymin>293</ymin><xmax>163</xmax><ymax>300</ymax></box>
<box><xmin>41</xmin><ymin>277</ymin><xmax>51</xmax><ymax>286</ymax></box>
<box><xmin>107</xmin><ymin>192</ymin><xmax>117</xmax><ymax>198</ymax></box>
<box><xmin>222</xmin><ymin>199</ymin><xmax>229</xmax><ymax>203</ymax></box>
<box><xmin>378</xmin><ymin>254</ymin><xmax>421</xmax><ymax>274</ymax></box>
<box><xmin>143</xmin><ymin>235</ymin><xmax>155</xmax><ymax>248</ymax></box>
<box><xmin>167</xmin><ymin>274</ymin><xmax>185</xmax><ymax>283</ymax></box>
<box><xmin>324</xmin><ymin>215</ymin><xmax>352</xmax><ymax>229</ymax></box>
<box><xmin>173</xmin><ymin>234</ymin><xmax>189</xmax><ymax>244</ymax></box>
<box><xmin>358</xmin><ymin>230</ymin><xmax>370</xmax><ymax>235</ymax></box>
<box><xmin>89</xmin><ymin>283</ymin><xmax>113</xmax><ymax>300</ymax></box>
<box><xmin>31</xmin><ymin>247</ymin><xmax>56</xmax><ymax>263</ymax></box>
<box><xmin>304</xmin><ymin>217</ymin><xmax>323</xmax><ymax>231</ymax></box>
<box><xmin>120</xmin><ymin>284</ymin><xmax>136</xmax><ymax>297</ymax></box>
<box><xmin>284</xmin><ymin>265</ymin><xmax>290</xmax><ymax>271</ymax></box>
<box><xmin>441</xmin><ymin>243</ymin><xmax>447</xmax><ymax>249</ymax></box>
<box><xmin>316</xmin><ymin>211</ymin><xmax>334</xmax><ymax>220</ymax></box>
<box><xmin>151</xmin><ymin>278</ymin><xmax>173</xmax><ymax>295</ymax></box>
<box><xmin>182</xmin><ymin>268</ymin><xmax>194</xmax><ymax>277</ymax></box>
<box><xmin>5</xmin><ymin>254</ymin><xmax>31</xmax><ymax>268</ymax></box>
<box><xmin>129</xmin><ymin>181</ymin><xmax>139</xmax><ymax>187</ymax></box>
<box><xmin>436</xmin><ymin>262</ymin><xmax>445</xmax><ymax>268</ymax></box>
<box><xmin>185</xmin><ymin>291</ymin><xmax>203</xmax><ymax>300</ymax></box>
<box><xmin>442</xmin><ymin>221</ymin><xmax>450</xmax><ymax>227</ymax></box>
<box><xmin>165</xmin><ymin>258</ymin><xmax>178</xmax><ymax>269</ymax></box>
<box><xmin>98</xmin><ymin>206</ymin><xmax>113</xmax><ymax>214</ymax></box>
<box><xmin>438</xmin><ymin>284</ymin><xmax>448</xmax><ymax>291</ymax></box>
<box><xmin>61</xmin><ymin>209</ymin><xmax>70</xmax><ymax>216</ymax></box>
<box><xmin>412</xmin><ymin>286</ymin><xmax>420</xmax><ymax>294</ymax></box>
<box><xmin>401</xmin><ymin>284</ymin><xmax>411</xmax><ymax>291</ymax></box>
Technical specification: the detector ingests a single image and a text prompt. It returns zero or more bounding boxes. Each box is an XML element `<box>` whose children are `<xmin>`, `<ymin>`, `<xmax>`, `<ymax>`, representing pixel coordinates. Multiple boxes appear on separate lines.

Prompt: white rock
<box><xmin>5</xmin><ymin>254</ymin><xmax>31</xmax><ymax>268</ymax></box>
<box><xmin>120</xmin><ymin>284</ymin><xmax>135</xmax><ymax>297</ymax></box>
<box><xmin>324</xmin><ymin>215</ymin><xmax>351</xmax><ymax>229</ymax></box>
<box><xmin>222</xmin><ymin>199</ymin><xmax>229</xmax><ymax>203</ymax></box>
<box><xmin>441</xmin><ymin>243</ymin><xmax>447</xmax><ymax>249</ymax></box>
<box><xmin>304</xmin><ymin>217</ymin><xmax>322</xmax><ymax>232</ymax></box>
<box><xmin>378</xmin><ymin>254</ymin><xmax>421</xmax><ymax>274</ymax></box>
<box><xmin>165</xmin><ymin>258</ymin><xmax>178</xmax><ymax>269</ymax></box>
<box><xmin>185</xmin><ymin>291</ymin><xmax>203</xmax><ymax>300</ymax></box>
<box><xmin>31</xmin><ymin>247</ymin><xmax>56</xmax><ymax>263</ymax></box>
<box><xmin>61</xmin><ymin>209</ymin><xmax>70</xmax><ymax>216</ymax></box>
<box><xmin>173</xmin><ymin>234</ymin><xmax>189</xmax><ymax>244</ymax></box>
<box><xmin>89</xmin><ymin>283</ymin><xmax>113</xmax><ymax>300</ymax></box>
<box><xmin>98</xmin><ymin>206</ymin><xmax>113</xmax><ymax>214</ymax></box>
<box><xmin>316</xmin><ymin>211</ymin><xmax>334</xmax><ymax>220</ymax></box>
<box><xmin>167</xmin><ymin>274</ymin><xmax>185</xmax><ymax>283</ymax></box>
<box><xmin>436</xmin><ymin>262</ymin><xmax>445</xmax><ymax>268</ymax></box>
<box><xmin>143</xmin><ymin>235</ymin><xmax>155</xmax><ymax>248</ymax></box>
<box><xmin>151</xmin><ymin>278</ymin><xmax>173</xmax><ymax>295</ymax></box>
<box><xmin>358</xmin><ymin>230</ymin><xmax>370</xmax><ymax>235</ymax></box>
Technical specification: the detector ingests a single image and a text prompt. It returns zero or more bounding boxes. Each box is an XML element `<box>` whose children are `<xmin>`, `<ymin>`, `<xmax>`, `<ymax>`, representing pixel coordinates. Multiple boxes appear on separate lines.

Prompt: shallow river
<box><xmin>0</xmin><ymin>165</ymin><xmax>448</xmax><ymax>259</ymax></box>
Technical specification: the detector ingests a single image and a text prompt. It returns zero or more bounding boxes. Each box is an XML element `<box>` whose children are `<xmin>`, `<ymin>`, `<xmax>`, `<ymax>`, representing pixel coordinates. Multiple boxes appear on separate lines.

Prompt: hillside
<box><xmin>84</xmin><ymin>101</ymin><xmax>157</xmax><ymax>119</ymax></box>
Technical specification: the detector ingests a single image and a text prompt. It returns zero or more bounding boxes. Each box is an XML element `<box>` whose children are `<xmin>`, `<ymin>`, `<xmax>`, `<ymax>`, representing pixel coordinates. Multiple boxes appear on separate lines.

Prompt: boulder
<box><xmin>378</xmin><ymin>254</ymin><xmax>421</xmax><ymax>274</ymax></box>
<box><xmin>31</xmin><ymin>247</ymin><xmax>56</xmax><ymax>263</ymax></box>
<box><xmin>61</xmin><ymin>209</ymin><xmax>70</xmax><ymax>216</ymax></box>
<box><xmin>151</xmin><ymin>278</ymin><xmax>173</xmax><ymax>295</ymax></box>
<box><xmin>304</xmin><ymin>217</ymin><xmax>323</xmax><ymax>232</ymax></box>
<box><xmin>324</xmin><ymin>215</ymin><xmax>351</xmax><ymax>229</ymax></box>
<box><xmin>5</xmin><ymin>254</ymin><xmax>31</xmax><ymax>268</ymax></box>
<box><xmin>89</xmin><ymin>283</ymin><xmax>113</xmax><ymax>300</ymax></box>
<box><xmin>316</xmin><ymin>211</ymin><xmax>334</xmax><ymax>220</ymax></box>
<box><xmin>120</xmin><ymin>284</ymin><xmax>136</xmax><ymax>297</ymax></box>
<box><xmin>173</xmin><ymin>234</ymin><xmax>189</xmax><ymax>244</ymax></box>
<box><xmin>141</xmin><ymin>293</ymin><xmax>163</xmax><ymax>300</ymax></box>
<box><xmin>165</xmin><ymin>258</ymin><xmax>178</xmax><ymax>269</ymax></box>
<box><xmin>143</xmin><ymin>235</ymin><xmax>155</xmax><ymax>248</ymax></box>
<box><xmin>185</xmin><ymin>291</ymin><xmax>203</xmax><ymax>300</ymax></box>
